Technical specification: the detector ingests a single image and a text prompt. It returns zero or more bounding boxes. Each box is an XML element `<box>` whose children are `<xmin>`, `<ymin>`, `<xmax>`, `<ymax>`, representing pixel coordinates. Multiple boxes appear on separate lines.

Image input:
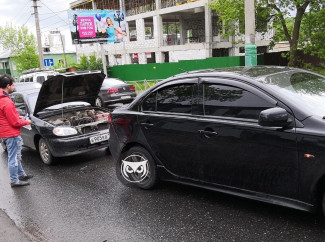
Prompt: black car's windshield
<box><xmin>27</xmin><ymin>93</ymin><xmax>90</xmax><ymax>113</ymax></box>
<box><xmin>261</xmin><ymin>71</ymin><xmax>325</xmax><ymax>117</ymax></box>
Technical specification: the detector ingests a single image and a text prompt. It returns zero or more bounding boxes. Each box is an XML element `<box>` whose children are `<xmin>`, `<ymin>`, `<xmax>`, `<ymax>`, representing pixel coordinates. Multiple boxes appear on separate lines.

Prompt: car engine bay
<box><xmin>43</xmin><ymin>109</ymin><xmax>109</xmax><ymax>134</ymax></box>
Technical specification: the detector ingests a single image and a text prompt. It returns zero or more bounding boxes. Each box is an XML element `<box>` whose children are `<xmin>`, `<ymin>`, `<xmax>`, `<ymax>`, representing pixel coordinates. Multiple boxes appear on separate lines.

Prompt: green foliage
<box><xmin>209</xmin><ymin>0</ymin><xmax>325</xmax><ymax>66</ymax></box>
<box><xmin>273</xmin><ymin>18</ymin><xmax>294</xmax><ymax>42</ymax></box>
<box><xmin>53</xmin><ymin>55</ymin><xmax>78</xmax><ymax>70</ymax></box>
<box><xmin>0</xmin><ymin>24</ymin><xmax>39</xmax><ymax>73</ymax></box>
<box><xmin>77</xmin><ymin>54</ymin><xmax>103</xmax><ymax>72</ymax></box>
<box><xmin>163</xmin><ymin>23</ymin><xmax>180</xmax><ymax>34</ymax></box>
<box><xmin>302</xmin><ymin>7</ymin><xmax>325</xmax><ymax>59</ymax></box>
<box><xmin>209</xmin><ymin>0</ymin><xmax>245</xmax><ymax>36</ymax></box>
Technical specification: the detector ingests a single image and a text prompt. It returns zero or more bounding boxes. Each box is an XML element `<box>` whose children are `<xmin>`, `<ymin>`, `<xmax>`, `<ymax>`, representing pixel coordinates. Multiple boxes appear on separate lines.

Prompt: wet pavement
<box><xmin>1</xmin><ymin>146</ymin><xmax>325</xmax><ymax>241</ymax></box>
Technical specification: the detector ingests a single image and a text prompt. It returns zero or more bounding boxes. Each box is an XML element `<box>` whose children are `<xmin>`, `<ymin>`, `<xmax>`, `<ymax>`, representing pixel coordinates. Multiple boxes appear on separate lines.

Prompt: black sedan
<box><xmin>109</xmin><ymin>66</ymin><xmax>325</xmax><ymax>215</ymax></box>
<box><xmin>95</xmin><ymin>78</ymin><xmax>136</xmax><ymax>107</ymax></box>
<box><xmin>9</xmin><ymin>72</ymin><xmax>110</xmax><ymax>165</ymax></box>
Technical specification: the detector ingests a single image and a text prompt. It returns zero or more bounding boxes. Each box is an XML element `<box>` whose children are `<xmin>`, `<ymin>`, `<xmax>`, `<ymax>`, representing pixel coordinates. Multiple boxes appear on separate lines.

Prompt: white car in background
<box><xmin>19</xmin><ymin>68</ymin><xmax>59</xmax><ymax>84</ymax></box>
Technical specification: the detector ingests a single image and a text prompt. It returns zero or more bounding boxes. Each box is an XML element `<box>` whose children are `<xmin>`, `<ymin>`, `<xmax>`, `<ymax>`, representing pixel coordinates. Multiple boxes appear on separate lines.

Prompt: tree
<box><xmin>209</xmin><ymin>0</ymin><xmax>325</xmax><ymax>67</ymax></box>
<box><xmin>0</xmin><ymin>25</ymin><xmax>39</xmax><ymax>73</ymax></box>
<box><xmin>53</xmin><ymin>55</ymin><xmax>78</xmax><ymax>70</ymax></box>
<box><xmin>77</xmin><ymin>54</ymin><xmax>103</xmax><ymax>72</ymax></box>
<box><xmin>302</xmin><ymin>6</ymin><xmax>325</xmax><ymax>59</ymax></box>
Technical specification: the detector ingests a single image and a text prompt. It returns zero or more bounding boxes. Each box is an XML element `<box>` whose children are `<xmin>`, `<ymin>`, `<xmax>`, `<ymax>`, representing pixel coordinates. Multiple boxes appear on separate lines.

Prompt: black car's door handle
<box><xmin>198</xmin><ymin>130</ymin><xmax>218</xmax><ymax>138</ymax></box>
<box><xmin>140</xmin><ymin>123</ymin><xmax>154</xmax><ymax>129</ymax></box>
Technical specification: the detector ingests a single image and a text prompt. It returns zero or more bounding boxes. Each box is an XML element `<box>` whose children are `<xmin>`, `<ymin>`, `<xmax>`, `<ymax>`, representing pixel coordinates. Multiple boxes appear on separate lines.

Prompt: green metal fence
<box><xmin>110</xmin><ymin>55</ymin><xmax>264</xmax><ymax>92</ymax></box>
<box><xmin>109</xmin><ymin>55</ymin><xmax>264</xmax><ymax>82</ymax></box>
<box><xmin>126</xmin><ymin>79</ymin><xmax>161</xmax><ymax>94</ymax></box>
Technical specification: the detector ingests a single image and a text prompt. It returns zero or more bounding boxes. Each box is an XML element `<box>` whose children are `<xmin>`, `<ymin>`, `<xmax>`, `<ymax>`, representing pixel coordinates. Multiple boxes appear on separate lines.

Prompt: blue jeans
<box><xmin>3</xmin><ymin>136</ymin><xmax>26</xmax><ymax>183</ymax></box>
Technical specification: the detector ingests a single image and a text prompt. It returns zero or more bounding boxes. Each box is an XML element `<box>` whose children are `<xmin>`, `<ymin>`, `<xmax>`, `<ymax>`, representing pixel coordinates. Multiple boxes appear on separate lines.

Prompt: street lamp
<box><xmin>113</xmin><ymin>10</ymin><xmax>124</xmax><ymax>28</ymax></box>
<box><xmin>72</xmin><ymin>14</ymin><xmax>80</xmax><ymax>44</ymax></box>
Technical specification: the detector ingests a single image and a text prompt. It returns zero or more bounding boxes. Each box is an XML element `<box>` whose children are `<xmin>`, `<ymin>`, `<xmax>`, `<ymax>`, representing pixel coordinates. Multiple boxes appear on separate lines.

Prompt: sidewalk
<box><xmin>0</xmin><ymin>209</ymin><xmax>31</xmax><ymax>242</ymax></box>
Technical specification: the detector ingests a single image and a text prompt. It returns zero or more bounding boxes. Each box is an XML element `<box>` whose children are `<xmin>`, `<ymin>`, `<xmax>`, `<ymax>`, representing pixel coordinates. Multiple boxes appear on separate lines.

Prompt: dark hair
<box><xmin>0</xmin><ymin>74</ymin><xmax>14</xmax><ymax>89</ymax></box>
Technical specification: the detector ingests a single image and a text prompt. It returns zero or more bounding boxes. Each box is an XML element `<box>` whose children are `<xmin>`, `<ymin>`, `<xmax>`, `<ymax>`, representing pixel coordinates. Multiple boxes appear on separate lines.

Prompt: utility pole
<box><xmin>244</xmin><ymin>0</ymin><xmax>257</xmax><ymax>66</ymax></box>
<box><xmin>59</xmin><ymin>31</ymin><xmax>68</xmax><ymax>69</ymax></box>
<box><xmin>92</xmin><ymin>3</ymin><xmax>108</xmax><ymax>77</ymax></box>
<box><xmin>32</xmin><ymin>0</ymin><xmax>44</xmax><ymax>68</ymax></box>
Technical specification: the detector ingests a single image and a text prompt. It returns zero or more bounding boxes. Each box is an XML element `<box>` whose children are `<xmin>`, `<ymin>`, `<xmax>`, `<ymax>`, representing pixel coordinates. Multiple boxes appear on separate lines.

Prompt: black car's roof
<box><xmin>132</xmin><ymin>66</ymin><xmax>320</xmax><ymax>121</ymax></box>
<box><xmin>172</xmin><ymin>65</ymin><xmax>298</xmax><ymax>80</ymax></box>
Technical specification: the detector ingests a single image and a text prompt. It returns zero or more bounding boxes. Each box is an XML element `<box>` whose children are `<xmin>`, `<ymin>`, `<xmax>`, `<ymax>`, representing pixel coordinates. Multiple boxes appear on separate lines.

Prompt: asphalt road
<box><xmin>1</xmin><ymin>146</ymin><xmax>325</xmax><ymax>241</ymax></box>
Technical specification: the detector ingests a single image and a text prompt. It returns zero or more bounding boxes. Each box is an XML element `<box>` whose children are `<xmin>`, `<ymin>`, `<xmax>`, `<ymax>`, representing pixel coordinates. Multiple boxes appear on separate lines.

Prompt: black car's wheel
<box><xmin>39</xmin><ymin>138</ymin><xmax>54</xmax><ymax>165</ymax></box>
<box><xmin>116</xmin><ymin>146</ymin><xmax>158</xmax><ymax>189</ymax></box>
<box><xmin>95</xmin><ymin>97</ymin><xmax>103</xmax><ymax>107</ymax></box>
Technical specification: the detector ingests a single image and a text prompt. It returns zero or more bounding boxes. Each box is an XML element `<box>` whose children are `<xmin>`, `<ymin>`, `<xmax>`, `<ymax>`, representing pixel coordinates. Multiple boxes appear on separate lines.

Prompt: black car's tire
<box><xmin>116</xmin><ymin>146</ymin><xmax>158</xmax><ymax>189</ymax></box>
<box><xmin>39</xmin><ymin>138</ymin><xmax>55</xmax><ymax>165</ymax></box>
<box><xmin>321</xmin><ymin>190</ymin><xmax>325</xmax><ymax>217</ymax></box>
<box><xmin>95</xmin><ymin>97</ymin><xmax>103</xmax><ymax>107</ymax></box>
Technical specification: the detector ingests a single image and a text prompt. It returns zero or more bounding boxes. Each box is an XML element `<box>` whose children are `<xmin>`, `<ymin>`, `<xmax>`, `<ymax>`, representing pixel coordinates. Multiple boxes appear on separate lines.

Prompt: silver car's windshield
<box><xmin>261</xmin><ymin>71</ymin><xmax>325</xmax><ymax>117</ymax></box>
<box><xmin>26</xmin><ymin>93</ymin><xmax>38</xmax><ymax>113</ymax></box>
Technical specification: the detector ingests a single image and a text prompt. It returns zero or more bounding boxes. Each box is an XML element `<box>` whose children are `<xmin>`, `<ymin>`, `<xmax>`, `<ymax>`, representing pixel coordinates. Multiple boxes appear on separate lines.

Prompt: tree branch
<box><xmin>269</xmin><ymin>3</ymin><xmax>292</xmax><ymax>44</ymax></box>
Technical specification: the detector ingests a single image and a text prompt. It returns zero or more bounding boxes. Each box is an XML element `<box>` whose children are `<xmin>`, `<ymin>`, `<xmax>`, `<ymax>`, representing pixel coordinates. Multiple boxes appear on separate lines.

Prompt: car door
<box><xmin>12</xmin><ymin>93</ymin><xmax>34</xmax><ymax>148</ymax></box>
<box><xmin>197</xmin><ymin>78</ymin><xmax>299</xmax><ymax>198</ymax></box>
<box><xmin>138</xmin><ymin>79</ymin><xmax>202</xmax><ymax>179</ymax></box>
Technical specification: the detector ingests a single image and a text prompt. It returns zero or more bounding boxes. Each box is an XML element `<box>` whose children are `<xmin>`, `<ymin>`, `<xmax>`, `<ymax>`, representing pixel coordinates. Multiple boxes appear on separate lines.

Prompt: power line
<box><xmin>39</xmin><ymin>0</ymin><xmax>69</xmax><ymax>25</ymax></box>
<box><xmin>40</xmin><ymin>19</ymin><xmax>68</xmax><ymax>31</ymax></box>
<box><xmin>39</xmin><ymin>11</ymin><xmax>68</xmax><ymax>22</ymax></box>
<box><xmin>22</xmin><ymin>14</ymin><xmax>33</xmax><ymax>26</ymax></box>
<box><xmin>12</xmin><ymin>0</ymin><xmax>31</xmax><ymax>23</ymax></box>
<box><xmin>38</xmin><ymin>9</ymin><xmax>69</xmax><ymax>15</ymax></box>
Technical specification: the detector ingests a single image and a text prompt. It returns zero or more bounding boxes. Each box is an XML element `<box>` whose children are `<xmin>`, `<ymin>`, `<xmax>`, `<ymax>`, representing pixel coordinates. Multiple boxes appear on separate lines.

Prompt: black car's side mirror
<box><xmin>258</xmin><ymin>107</ymin><xmax>291</xmax><ymax>128</ymax></box>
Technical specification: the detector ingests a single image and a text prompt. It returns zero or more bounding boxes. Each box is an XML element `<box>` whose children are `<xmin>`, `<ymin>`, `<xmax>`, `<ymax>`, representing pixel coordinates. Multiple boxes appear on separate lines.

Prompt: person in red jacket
<box><xmin>0</xmin><ymin>74</ymin><xmax>33</xmax><ymax>187</ymax></box>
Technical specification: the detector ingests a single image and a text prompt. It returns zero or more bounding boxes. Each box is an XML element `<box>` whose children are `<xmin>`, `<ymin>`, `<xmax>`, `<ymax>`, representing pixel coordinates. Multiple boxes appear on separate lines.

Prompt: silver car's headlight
<box><xmin>53</xmin><ymin>127</ymin><xmax>78</xmax><ymax>136</ymax></box>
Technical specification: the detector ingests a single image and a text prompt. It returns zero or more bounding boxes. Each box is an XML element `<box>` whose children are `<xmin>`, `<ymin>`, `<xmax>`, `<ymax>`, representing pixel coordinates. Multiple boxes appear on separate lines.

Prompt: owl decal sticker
<box><xmin>121</xmin><ymin>154</ymin><xmax>149</xmax><ymax>183</ymax></box>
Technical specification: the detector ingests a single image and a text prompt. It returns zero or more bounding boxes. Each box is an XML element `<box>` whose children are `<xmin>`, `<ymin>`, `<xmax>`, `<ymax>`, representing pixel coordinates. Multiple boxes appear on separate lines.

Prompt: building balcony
<box><xmin>161</xmin><ymin>0</ymin><xmax>201</xmax><ymax>8</ymax></box>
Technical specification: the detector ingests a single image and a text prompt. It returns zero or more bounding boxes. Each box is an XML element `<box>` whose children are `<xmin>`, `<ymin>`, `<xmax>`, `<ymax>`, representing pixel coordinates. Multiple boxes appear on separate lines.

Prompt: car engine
<box><xmin>43</xmin><ymin>109</ymin><xmax>109</xmax><ymax>134</ymax></box>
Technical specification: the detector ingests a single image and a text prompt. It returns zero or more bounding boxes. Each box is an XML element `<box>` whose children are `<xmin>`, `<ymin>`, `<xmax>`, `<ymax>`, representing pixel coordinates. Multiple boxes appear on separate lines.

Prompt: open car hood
<box><xmin>34</xmin><ymin>72</ymin><xmax>105</xmax><ymax>115</ymax></box>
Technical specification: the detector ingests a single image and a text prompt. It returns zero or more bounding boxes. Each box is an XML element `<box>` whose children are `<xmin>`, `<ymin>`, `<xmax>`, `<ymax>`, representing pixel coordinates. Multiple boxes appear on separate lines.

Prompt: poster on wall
<box><xmin>68</xmin><ymin>10</ymin><xmax>127</xmax><ymax>44</ymax></box>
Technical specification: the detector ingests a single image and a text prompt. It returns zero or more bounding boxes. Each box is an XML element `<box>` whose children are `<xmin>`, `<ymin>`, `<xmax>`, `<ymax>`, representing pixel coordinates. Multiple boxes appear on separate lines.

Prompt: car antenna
<box><xmin>178</xmin><ymin>68</ymin><xmax>189</xmax><ymax>73</ymax></box>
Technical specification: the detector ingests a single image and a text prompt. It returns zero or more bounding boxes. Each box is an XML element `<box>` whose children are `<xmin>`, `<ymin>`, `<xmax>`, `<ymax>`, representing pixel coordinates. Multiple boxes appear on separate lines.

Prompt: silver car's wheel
<box><xmin>39</xmin><ymin>138</ymin><xmax>54</xmax><ymax>165</ymax></box>
<box><xmin>95</xmin><ymin>97</ymin><xmax>103</xmax><ymax>107</ymax></box>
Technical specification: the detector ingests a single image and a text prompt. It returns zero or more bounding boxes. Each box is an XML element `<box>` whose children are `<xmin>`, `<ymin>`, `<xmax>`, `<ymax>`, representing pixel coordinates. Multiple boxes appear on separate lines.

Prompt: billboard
<box><xmin>68</xmin><ymin>10</ymin><xmax>127</xmax><ymax>44</ymax></box>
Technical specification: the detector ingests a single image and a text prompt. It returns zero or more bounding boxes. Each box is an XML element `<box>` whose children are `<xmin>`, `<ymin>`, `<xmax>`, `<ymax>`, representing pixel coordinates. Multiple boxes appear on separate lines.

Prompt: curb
<box><xmin>0</xmin><ymin>209</ymin><xmax>31</xmax><ymax>242</ymax></box>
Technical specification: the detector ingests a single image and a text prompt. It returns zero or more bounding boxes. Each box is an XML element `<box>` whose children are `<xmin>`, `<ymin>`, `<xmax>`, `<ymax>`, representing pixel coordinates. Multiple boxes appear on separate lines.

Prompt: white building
<box><xmin>70</xmin><ymin>0</ymin><xmax>273</xmax><ymax>66</ymax></box>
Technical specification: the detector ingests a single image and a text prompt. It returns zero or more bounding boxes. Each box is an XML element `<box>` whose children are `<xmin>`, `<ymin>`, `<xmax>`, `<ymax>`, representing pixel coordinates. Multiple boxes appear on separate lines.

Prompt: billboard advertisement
<box><xmin>68</xmin><ymin>10</ymin><xmax>127</xmax><ymax>44</ymax></box>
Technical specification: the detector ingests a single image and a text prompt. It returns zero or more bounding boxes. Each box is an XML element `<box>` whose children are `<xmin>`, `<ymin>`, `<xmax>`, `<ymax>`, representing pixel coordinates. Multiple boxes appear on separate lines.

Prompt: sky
<box><xmin>0</xmin><ymin>0</ymin><xmax>75</xmax><ymax>51</ymax></box>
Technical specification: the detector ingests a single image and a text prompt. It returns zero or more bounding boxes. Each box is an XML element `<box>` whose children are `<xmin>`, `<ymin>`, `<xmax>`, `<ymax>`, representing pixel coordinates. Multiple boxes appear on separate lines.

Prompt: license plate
<box><xmin>89</xmin><ymin>133</ymin><xmax>109</xmax><ymax>144</ymax></box>
<box><xmin>121</xmin><ymin>95</ymin><xmax>131</xmax><ymax>99</ymax></box>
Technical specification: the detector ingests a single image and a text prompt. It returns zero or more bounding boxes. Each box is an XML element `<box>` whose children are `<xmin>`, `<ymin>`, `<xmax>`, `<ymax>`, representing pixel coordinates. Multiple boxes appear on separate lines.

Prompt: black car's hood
<box><xmin>34</xmin><ymin>72</ymin><xmax>105</xmax><ymax>115</ymax></box>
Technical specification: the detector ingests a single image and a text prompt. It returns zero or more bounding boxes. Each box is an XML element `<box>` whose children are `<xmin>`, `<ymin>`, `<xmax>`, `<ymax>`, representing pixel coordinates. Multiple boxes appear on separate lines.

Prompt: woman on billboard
<box><xmin>100</xmin><ymin>17</ymin><xmax>126</xmax><ymax>43</ymax></box>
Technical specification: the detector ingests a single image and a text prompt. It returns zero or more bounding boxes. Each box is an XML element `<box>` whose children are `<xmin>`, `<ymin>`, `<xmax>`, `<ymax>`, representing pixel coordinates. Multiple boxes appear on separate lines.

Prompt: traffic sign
<box><xmin>44</xmin><ymin>58</ymin><xmax>54</xmax><ymax>67</ymax></box>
